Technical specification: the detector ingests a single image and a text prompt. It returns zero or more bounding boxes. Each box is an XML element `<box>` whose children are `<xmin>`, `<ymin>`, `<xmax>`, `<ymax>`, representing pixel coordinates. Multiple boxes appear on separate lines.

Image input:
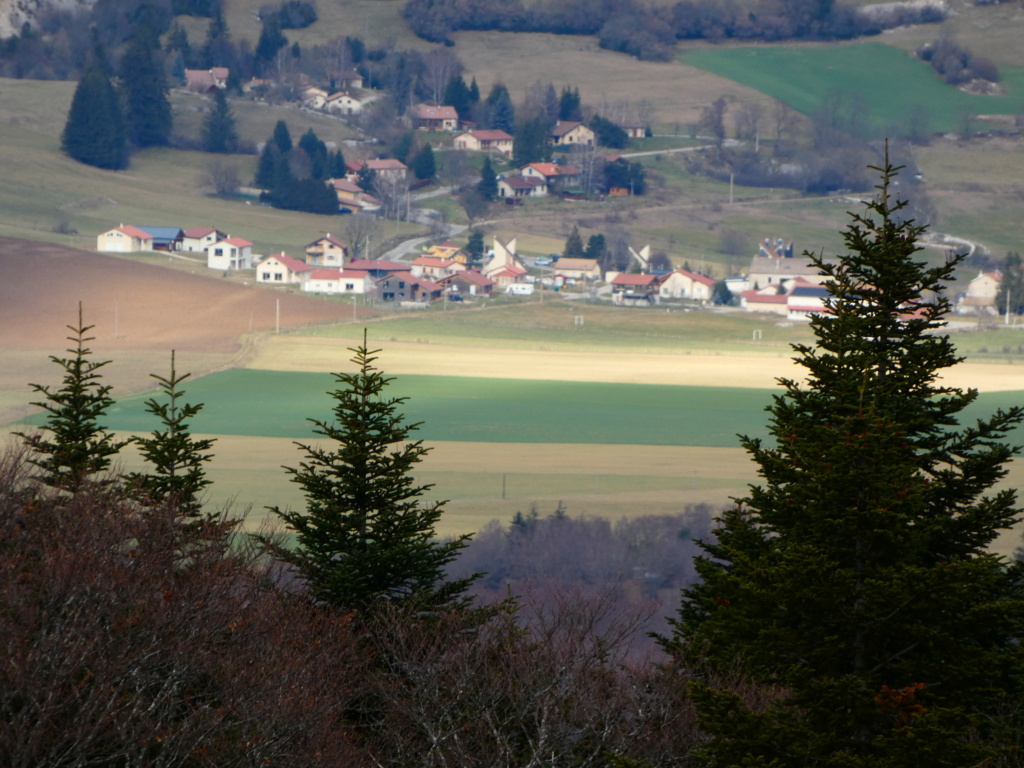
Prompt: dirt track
<box><xmin>0</xmin><ymin>237</ymin><xmax>365</xmax><ymax>353</ymax></box>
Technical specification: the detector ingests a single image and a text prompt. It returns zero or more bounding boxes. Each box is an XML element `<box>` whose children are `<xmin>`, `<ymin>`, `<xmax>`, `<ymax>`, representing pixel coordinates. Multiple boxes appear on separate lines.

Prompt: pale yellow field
<box><xmin>247</xmin><ymin>334</ymin><xmax>1024</xmax><ymax>393</ymax></box>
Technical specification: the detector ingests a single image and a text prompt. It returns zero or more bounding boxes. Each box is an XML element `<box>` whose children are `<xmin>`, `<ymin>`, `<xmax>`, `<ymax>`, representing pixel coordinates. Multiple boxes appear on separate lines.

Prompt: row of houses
<box><xmin>97</xmin><ymin>225</ymin><xmax>257</xmax><ymax>270</ymax></box>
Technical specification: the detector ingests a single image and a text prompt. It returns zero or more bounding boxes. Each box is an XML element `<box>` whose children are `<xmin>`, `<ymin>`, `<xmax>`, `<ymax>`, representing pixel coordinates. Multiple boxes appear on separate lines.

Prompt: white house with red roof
<box><xmin>302</xmin><ymin>268</ymin><xmax>373</xmax><ymax>295</ymax></box>
<box><xmin>611</xmin><ymin>273</ymin><xmax>660</xmax><ymax>305</ymax></box>
<box><xmin>304</xmin><ymin>234</ymin><xmax>349</xmax><ymax>266</ymax></box>
<box><xmin>410</xmin><ymin>255</ymin><xmax>462</xmax><ymax>280</ymax></box>
<box><xmin>206</xmin><ymin>236</ymin><xmax>254</xmax><ymax>270</ymax></box>
<box><xmin>411</xmin><ymin>104</ymin><xmax>459</xmax><ymax>131</ymax></box>
<box><xmin>497</xmin><ymin>176</ymin><xmax>546</xmax><ymax>199</ymax></box>
<box><xmin>659</xmin><ymin>269</ymin><xmax>717</xmax><ymax>301</ymax></box>
<box><xmin>453</xmin><ymin>129</ymin><xmax>513</xmax><ymax>156</ymax></box>
<box><xmin>256</xmin><ymin>253</ymin><xmax>313</xmax><ymax>285</ymax></box>
<box><xmin>957</xmin><ymin>270</ymin><xmax>1002</xmax><ymax>316</ymax></box>
<box><xmin>325</xmin><ymin>91</ymin><xmax>366</xmax><ymax>115</ymax></box>
<box><xmin>180</xmin><ymin>226</ymin><xmax>226</xmax><ymax>253</ymax></box>
<box><xmin>520</xmin><ymin>162</ymin><xmax>580</xmax><ymax>195</ymax></box>
<box><xmin>97</xmin><ymin>224</ymin><xmax>154</xmax><ymax>253</ymax></box>
<box><xmin>550</xmin><ymin>121</ymin><xmax>595</xmax><ymax>147</ymax></box>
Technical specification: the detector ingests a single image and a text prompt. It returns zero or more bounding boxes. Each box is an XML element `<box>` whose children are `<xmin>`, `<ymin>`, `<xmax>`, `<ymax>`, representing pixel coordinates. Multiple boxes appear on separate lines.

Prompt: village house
<box><xmin>520</xmin><ymin>162</ymin><xmax>580</xmax><ymax>195</ymax></box>
<box><xmin>410</xmin><ymin>255</ymin><xmax>461</xmax><ymax>281</ymax></box>
<box><xmin>184</xmin><ymin>68</ymin><xmax>229</xmax><ymax>93</ymax></box>
<box><xmin>305</xmin><ymin>234</ymin><xmax>349</xmax><ymax>266</ymax></box>
<box><xmin>483</xmin><ymin>236</ymin><xmax>527</xmax><ymax>281</ymax></box>
<box><xmin>621</xmin><ymin>121</ymin><xmax>647</xmax><ymax>139</ymax></box>
<box><xmin>302</xmin><ymin>268</ymin><xmax>373</xmax><ymax>296</ymax></box>
<box><xmin>659</xmin><ymin>269</ymin><xmax>717</xmax><ymax>301</ymax></box>
<box><xmin>453</xmin><ymin>129</ymin><xmax>514</xmax><ymax>156</ymax></box>
<box><xmin>375</xmin><ymin>271</ymin><xmax>443</xmax><ymax>303</ymax></box>
<box><xmin>180</xmin><ymin>226</ymin><xmax>226</xmax><ymax>253</ymax></box>
<box><xmin>345</xmin><ymin>159</ymin><xmax>408</xmax><ymax>184</ymax></box>
<box><xmin>301</xmin><ymin>86</ymin><xmax>329</xmax><ymax>110</ymax></box>
<box><xmin>550</xmin><ymin>121</ymin><xmax>595</xmax><ymax>147</ymax></box>
<box><xmin>96</xmin><ymin>224</ymin><xmax>154</xmax><ymax>253</ymax></box>
<box><xmin>256</xmin><ymin>252</ymin><xmax>313</xmax><ymax>284</ymax></box>
<box><xmin>410</xmin><ymin>104</ymin><xmax>459</xmax><ymax>131</ymax></box>
<box><xmin>957</xmin><ymin>270</ymin><xmax>1002</xmax><ymax>316</ymax></box>
<box><xmin>207</xmin><ymin>236</ymin><xmax>254</xmax><ymax>270</ymax></box>
<box><xmin>327</xmin><ymin>178</ymin><xmax>381</xmax><ymax>214</ymax></box>
<box><xmin>747</xmin><ymin>254</ymin><xmax>827</xmax><ymax>290</ymax></box>
<box><xmin>611</xmin><ymin>273</ymin><xmax>660</xmax><ymax>305</ymax></box>
<box><xmin>439</xmin><ymin>269</ymin><xmax>495</xmax><ymax>297</ymax></box>
<box><xmin>345</xmin><ymin>259</ymin><xmax>410</xmax><ymax>279</ymax></box>
<box><xmin>497</xmin><ymin>176</ymin><xmax>546</xmax><ymax>200</ymax></box>
<box><xmin>741</xmin><ymin>287</ymin><xmax>790</xmax><ymax>316</ymax></box>
<box><xmin>338</xmin><ymin>69</ymin><xmax>364</xmax><ymax>90</ymax></box>
<box><xmin>554</xmin><ymin>258</ymin><xmax>602</xmax><ymax>282</ymax></box>
<box><xmin>325</xmin><ymin>91</ymin><xmax>365</xmax><ymax>115</ymax></box>
<box><xmin>422</xmin><ymin>241</ymin><xmax>465</xmax><ymax>262</ymax></box>
<box><xmin>137</xmin><ymin>226</ymin><xmax>184</xmax><ymax>252</ymax></box>
<box><xmin>787</xmin><ymin>284</ymin><xmax>830</xmax><ymax>321</ymax></box>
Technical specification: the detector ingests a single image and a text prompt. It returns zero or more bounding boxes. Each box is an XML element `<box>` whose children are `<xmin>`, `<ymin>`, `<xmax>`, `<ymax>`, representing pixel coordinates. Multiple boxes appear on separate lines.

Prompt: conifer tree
<box><xmin>201</xmin><ymin>87</ymin><xmax>238</xmax><ymax>153</ymax></box>
<box><xmin>62</xmin><ymin>61</ymin><xmax>127</xmax><ymax>169</ymax></box>
<box><xmin>563</xmin><ymin>224</ymin><xmax>584</xmax><ymax>259</ymax></box>
<box><xmin>664</xmin><ymin>157</ymin><xmax>1024</xmax><ymax>767</ymax></box>
<box><xmin>121</xmin><ymin>30</ymin><xmax>172</xmax><ymax>148</ymax></box>
<box><xmin>271</xmin><ymin>119</ymin><xmax>292</xmax><ymax>154</ymax></box>
<box><xmin>18</xmin><ymin>305</ymin><xmax>129</xmax><ymax>492</ymax></box>
<box><xmin>267</xmin><ymin>335</ymin><xmax>475</xmax><ymax>612</ymax></box>
<box><xmin>125</xmin><ymin>351</ymin><xmax>215</xmax><ymax>517</ymax></box>
<box><xmin>410</xmin><ymin>144</ymin><xmax>436</xmax><ymax>181</ymax></box>
<box><xmin>476</xmin><ymin>157</ymin><xmax>497</xmax><ymax>201</ymax></box>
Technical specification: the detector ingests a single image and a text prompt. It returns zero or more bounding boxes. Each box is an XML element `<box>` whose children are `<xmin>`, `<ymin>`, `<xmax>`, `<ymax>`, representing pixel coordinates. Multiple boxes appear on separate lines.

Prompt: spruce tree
<box><xmin>62</xmin><ymin>62</ymin><xmax>127</xmax><ymax>170</ymax></box>
<box><xmin>201</xmin><ymin>87</ymin><xmax>238</xmax><ymax>153</ymax></box>
<box><xmin>18</xmin><ymin>305</ymin><xmax>130</xmax><ymax>492</ymax></box>
<box><xmin>476</xmin><ymin>157</ymin><xmax>497</xmax><ymax>201</ymax></box>
<box><xmin>465</xmin><ymin>229</ymin><xmax>485</xmax><ymax>263</ymax></box>
<box><xmin>563</xmin><ymin>224</ymin><xmax>584</xmax><ymax>259</ymax></box>
<box><xmin>410</xmin><ymin>144</ymin><xmax>436</xmax><ymax>181</ymax></box>
<box><xmin>995</xmin><ymin>251</ymin><xmax>1024</xmax><ymax>317</ymax></box>
<box><xmin>271</xmin><ymin>119</ymin><xmax>292</xmax><ymax>154</ymax></box>
<box><xmin>121</xmin><ymin>30</ymin><xmax>172</xmax><ymax>148</ymax></box>
<box><xmin>267</xmin><ymin>335</ymin><xmax>475</xmax><ymax>612</ymax></box>
<box><xmin>664</xmin><ymin>158</ymin><xmax>1024</xmax><ymax>767</ymax></box>
<box><xmin>125</xmin><ymin>351</ymin><xmax>215</xmax><ymax>517</ymax></box>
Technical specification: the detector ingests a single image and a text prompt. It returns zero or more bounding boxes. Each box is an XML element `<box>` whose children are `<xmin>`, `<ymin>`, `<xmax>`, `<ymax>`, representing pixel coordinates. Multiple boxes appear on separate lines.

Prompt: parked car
<box><xmin>535</xmin><ymin>256</ymin><xmax>553</xmax><ymax>266</ymax></box>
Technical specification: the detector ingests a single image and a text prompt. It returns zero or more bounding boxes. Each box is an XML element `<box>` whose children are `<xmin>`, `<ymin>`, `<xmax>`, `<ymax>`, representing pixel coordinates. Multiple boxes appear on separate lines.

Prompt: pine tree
<box><xmin>513</xmin><ymin>117</ymin><xmax>550</xmax><ymax>166</ymax></box>
<box><xmin>267</xmin><ymin>335</ymin><xmax>476</xmax><ymax>612</ymax></box>
<box><xmin>271</xmin><ymin>119</ymin><xmax>292</xmax><ymax>154</ymax></box>
<box><xmin>465</xmin><ymin>229</ymin><xmax>485</xmax><ymax>263</ymax></box>
<box><xmin>62</xmin><ymin>62</ymin><xmax>127</xmax><ymax>170</ymax></box>
<box><xmin>476</xmin><ymin>157</ymin><xmax>497</xmax><ymax>201</ymax></box>
<box><xmin>121</xmin><ymin>30</ymin><xmax>172</xmax><ymax>148</ymax></box>
<box><xmin>410</xmin><ymin>144</ymin><xmax>436</xmax><ymax>181</ymax></box>
<box><xmin>202</xmin><ymin>87</ymin><xmax>238</xmax><ymax>153</ymax></box>
<box><xmin>125</xmin><ymin>351</ymin><xmax>215</xmax><ymax>517</ymax></box>
<box><xmin>664</xmin><ymin>157</ymin><xmax>1024</xmax><ymax>767</ymax></box>
<box><xmin>17</xmin><ymin>305</ymin><xmax>130</xmax><ymax>492</ymax></box>
<box><xmin>563</xmin><ymin>225</ymin><xmax>584</xmax><ymax>259</ymax></box>
<box><xmin>584</xmin><ymin>233</ymin><xmax>605</xmax><ymax>261</ymax></box>
<box><xmin>254</xmin><ymin>142</ymin><xmax>278</xmax><ymax>188</ymax></box>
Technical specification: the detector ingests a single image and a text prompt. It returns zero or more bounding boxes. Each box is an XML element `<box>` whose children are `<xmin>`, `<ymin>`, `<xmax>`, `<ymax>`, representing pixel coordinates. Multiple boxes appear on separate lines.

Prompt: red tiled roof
<box><xmin>523</xmin><ymin>162</ymin><xmax>578</xmax><ymax>177</ymax></box>
<box><xmin>414</xmin><ymin>104</ymin><xmax>458</xmax><ymax>120</ymax></box>
<box><xmin>262</xmin><ymin>253</ymin><xmax>311</xmax><ymax>272</ymax></box>
<box><xmin>307</xmin><ymin>234</ymin><xmax>348</xmax><ymax>249</ymax></box>
<box><xmin>310</xmin><ymin>269</ymin><xmax>342</xmax><ymax>280</ymax></box>
<box><xmin>467</xmin><ymin>129</ymin><xmax>512</xmax><ymax>141</ymax></box>
<box><xmin>551</xmin><ymin>121</ymin><xmax>585</xmax><ymax>137</ymax></box>
<box><xmin>182</xmin><ymin>226</ymin><xmax>217</xmax><ymax>238</ymax></box>
<box><xmin>223</xmin><ymin>237</ymin><xmax>252</xmax><ymax>247</ymax></box>
<box><xmin>116</xmin><ymin>224</ymin><xmax>153</xmax><ymax>239</ymax></box>
<box><xmin>412</xmin><ymin>256</ymin><xmax>454</xmax><ymax>268</ymax></box>
<box><xmin>612</xmin><ymin>273</ymin><xmax>658</xmax><ymax>286</ymax></box>
<box><xmin>346</xmin><ymin>259</ymin><xmax>408</xmax><ymax>272</ymax></box>
<box><xmin>676</xmin><ymin>269</ymin><xmax>716</xmax><ymax>287</ymax></box>
<box><xmin>742</xmin><ymin>291</ymin><xmax>788</xmax><ymax>304</ymax></box>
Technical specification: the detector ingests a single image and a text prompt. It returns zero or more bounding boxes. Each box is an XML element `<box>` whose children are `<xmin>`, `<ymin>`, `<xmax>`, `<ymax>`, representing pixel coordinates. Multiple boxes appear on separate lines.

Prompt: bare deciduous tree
<box><xmin>344</xmin><ymin>213</ymin><xmax>380</xmax><ymax>260</ymax></box>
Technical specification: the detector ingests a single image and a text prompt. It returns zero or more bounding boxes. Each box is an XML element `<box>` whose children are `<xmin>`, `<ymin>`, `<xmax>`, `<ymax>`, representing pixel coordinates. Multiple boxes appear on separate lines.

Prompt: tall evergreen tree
<box><xmin>298</xmin><ymin>128</ymin><xmax>328</xmax><ymax>178</ymax></box>
<box><xmin>255</xmin><ymin>16</ymin><xmax>287</xmax><ymax>65</ymax></box>
<box><xmin>995</xmin><ymin>251</ymin><xmax>1024</xmax><ymax>317</ymax></box>
<box><xmin>562</xmin><ymin>224</ymin><xmax>584</xmax><ymax>259</ymax></box>
<box><xmin>121</xmin><ymin>30</ymin><xmax>172</xmax><ymax>147</ymax></box>
<box><xmin>62</xmin><ymin>61</ymin><xmax>127</xmax><ymax>170</ymax></box>
<box><xmin>17</xmin><ymin>305</ymin><xmax>129</xmax><ymax>492</ymax></box>
<box><xmin>513</xmin><ymin>117</ymin><xmax>550</xmax><ymax>166</ymax></box>
<box><xmin>125</xmin><ymin>351</ymin><xmax>215</xmax><ymax>517</ymax></box>
<box><xmin>410</xmin><ymin>144</ymin><xmax>436</xmax><ymax>181</ymax></box>
<box><xmin>490</xmin><ymin>93</ymin><xmax>516</xmax><ymax>134</ymax></box>
<box><xmin>255</xmin><ymin>142</ymin><xmax>279</xmax><ymax>188</ymax></box>
<box><xmin>266</xmin><ymin>335</ymin><xmax>476</xmax><ymax>612</ymax></box>
<box><xmin>271</xmin><ymin>119</ymin><xmax>293</xmax><ymax>154</ymax></box>
<box><xmin>465</xmin><ymin>229</ymin><xmax>485</xmax><ymax>263</ymax></box>
<box><xmin>664</xmin><ymin>158</ymin><xmax>1024</xmax><ymax>767</ymax></box>
<box><xmin>559</xmin><ymin>86</ymin><xmax>582</xmax><ymax>122</ymax></box>
<box><xmin>443</xmin><ymin>74</ymin><xmax>472</xmax><ymax>120</ymax></box>
<box><xmin>584</xmin><ymin>233</ymin><xmax>606</xmax><ymax>261</ymax></box>
<box><xmin>476</xmin><ymin>157</ymin><xmax>497</xmax><ymax>201</ymax></box>
<box><xmin>201</xmin><ymin>87</ymin><xmax>238</xmax><ymax>153</ymax></box>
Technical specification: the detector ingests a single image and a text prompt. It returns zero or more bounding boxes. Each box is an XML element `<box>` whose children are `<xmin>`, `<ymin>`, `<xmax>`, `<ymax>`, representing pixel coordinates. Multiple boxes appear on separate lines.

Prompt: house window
<box><xmin>215</xmin><ymin>248</ymin><xmax>224</xmax><ymax>256</ymax></box>
<box><xmin>262</xmin><ymin>272</ymin><xmax>271</xmax><ymax>280</ymax></box>
<box><xmin>275</xmin><ymin>274</ymin><xmax>283</xmax><ymax>281</ymax></box>
<box><xmin>398</xmin><ymin>281</ymin><xmax>405</xmax><ymax>289</ymax></box>
<box><xmin>345</xmin><ymin>283</ymin><xmax>354</xmax><ymax>290</ymax></box>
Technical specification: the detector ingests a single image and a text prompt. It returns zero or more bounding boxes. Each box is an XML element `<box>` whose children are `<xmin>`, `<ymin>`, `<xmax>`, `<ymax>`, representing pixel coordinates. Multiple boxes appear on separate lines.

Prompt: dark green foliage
<box><xmin>255</xmin><ymin>16</ymin><xmax>287</xmax><ymax>63</ymax></box>
<box><xmin>271</xmin><ymin>119</ymin><xmax>292</xmax><ymax>153</ymax></box>
<box><xmin>255</xmin><ymin>142</ymin><xmax>279</xmax><ymax>188</ymax></box>
<box><xmin>200</xmin><ymin>8</ymin><xmax>231</xmax><ymax>67</ymax></box>
<box><xmin>61</xmin><ymin>62</ymin><xmax>127</xmax><ymax>170</ymax></box>
<box><xmin>590</xmin><ymin>115</ymin><xmax>628</xmax><ymax>149</ymax></box>
<box><xmin>17</xmin><ymin>306</ymin><xmax>129</xmax><ymax>492</ymax></box>
<box><xmin>410</xmin><ymin>144</ymin><xmax>436</xmax><ymax>180</ymax></box>
<box><xmin>711</xmin><ymin>279</ymin><xmax>734</xmax><ymax>305</ymax></box>
<box><xmin>562</xmin><ymin>224</ymin><xmax>584</xmax><ymax>259</ymax></box>
<box><xmin>584</xmin><ymin>233</ymin><xmax>605</xmax><ymax>261</ymax></box>
<box><xmin>165</xmin><ymin>22</ymin><xmax>192</xmax><ymax>63</ymax></box>
<box><xmin>558</xmin><ymin>85</ymin><xmax>581</xmax><ymax>122</ymax></box>
<box><xmin>329</xmin><ymin>149</ymin><xmax>347</xmax><ymax>179</ymax></box>
<box><xmin>996</xmin><ymin>251</ymin><xmax>1024</xmax><ymax>316</ymax></box>
<box><xmin>603</xmin><ymin>158</ymin><xmax>645</xmax><ymax>194</ymax></box>
<box><xmin>490</xmin><ymin>93</ymin><xmax>516</xmax><ymax>134</ymax></box>
<box><xmin>476</xmin><ymin>157</ymin><xmax>498</xmax><ymax>201</ymax></box>
<box><xmin>125</xmin><ymin>351</ymin><xmax>215</xmax><ymax>517</ymax></box>
<box><xmin>391</xmin><ymin>130</ymin><xmax>414</xmax><ymax>164</ymax></box>
<box><xmin>298</xmin><ymin>128</ymin><xmax>328</xmax><ymax>178</ymax></box>
<box><xmin>121</xmin><ymin>30</ymin><xmax>172</xmax><ymax>147</ymax></box>
<box><xmin>513</xmin><ymin>117</ymin><xmax>550</xmax><ymax>166</ymax></box>
<box><xmin>267</xmin><ymin>337</ymin><xmax>476</xmax><ymax>612</ymax></box>
<box><xmin>356</xmin><ymin>164</ymin><xmax>376</xmax><ymax>192</ymax></box>
<box><xmin>465</xmin><ymin>229</ymin><xmax>485</xmax><ymax>262</ymax></box>
<box><xmin>273</xmin><ymin>0</ymin><xmax>318</xmax><ymax>29</ymax></box>
<box><xmin>444</xmin><ymin>75</ymin><xmax>472</xmax><ymax>120</ymax></box>
<box><xmin>201</xmin><ymin>87</ymin><xmax>238</xmax><ymax>153</ymax></box>
<box><xmin>665</xmin><ymin>159</ymin><xmax>1024</xmax><ymax>767</ymax></box>
<box><xmin>468</xmin><ymin>76</ymin><xmax>480</xmax><ymax>104</ymax></box>
<box><xmin>269</xmin><ymin>176</ymin><xmax>338</xmax><ymax>214</ymax></box>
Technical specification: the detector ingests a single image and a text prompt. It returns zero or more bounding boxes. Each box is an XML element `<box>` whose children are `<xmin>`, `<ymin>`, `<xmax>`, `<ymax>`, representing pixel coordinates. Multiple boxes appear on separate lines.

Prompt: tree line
<box><xmin>5</xmin><ymin>161</ymin><xmax>1024</xmax><ymax>765</ymax></box>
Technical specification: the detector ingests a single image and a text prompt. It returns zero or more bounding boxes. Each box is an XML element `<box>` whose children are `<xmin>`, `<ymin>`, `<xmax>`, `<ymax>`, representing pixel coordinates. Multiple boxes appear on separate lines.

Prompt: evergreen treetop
<box><xmin>120</xmin><ymin>29</ymin><xmax>172</xmax><ymax>148</ymax></box>
<box><xmin>267</xmin><ymin>334</ymin><xmax>476</xmax><ymax>612</ymax></box>
<box><xmin>62</xmin><ymin>60</ymin><xmax>127</xmax><ymax>170</ymax></box>
<box><xmin>17</xmin><ymin>305</ymin><xmax>129</xmax><ymax>492</ymax></box>
<box><xmin>665</xmin><ymin>156</ymin><xmax>1024</xmax><ymax>766</ymax></box>
<box><xmin>563</xmin><ymin>225</ymin><xmax>584</xmax><ymax>259</ymax></box>
<box><xmin>476</xmin><ymin>157</ymin><xmax>498</xmax><ymax>201</ymax></box>
<box><xmin>201</xmin><ymin>87</ymin><xmax>238</xmax><ymax>153</ymax></box>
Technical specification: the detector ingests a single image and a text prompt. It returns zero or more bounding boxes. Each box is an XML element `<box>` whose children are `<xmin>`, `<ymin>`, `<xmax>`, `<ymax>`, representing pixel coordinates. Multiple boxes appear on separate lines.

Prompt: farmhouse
<box><xmin>520</xmin><ymin>162</ymin><xmax>580</xmax><ymax>195</ymax></box>
<box><xmin>410</xmin><ymin>256</ymin><xmax>461</xmax><ymax>280</ymax></box>
<box><xmin>659</xmin><ymin>269</ymin><xmax>716</xmax><ymax>301</ymax></box>
<box><xmin>302</xmin><ymin>268</ymin><xmax>372</xmax><ymax>295</ymax></box>
<box><xmin>747</xmin><ymin>254</ymin><xmax>826</xmax><ymax>289</ymax></box>
<box><xmin>453</xmin><ymin>130</ymin><xmax>514</xmax><ymax>156</ymax></box>
<box><xmin>411</xmin><ymin>104</ymin><xmax>459</xmax><ymax>131</ymax></box>
<box><xmin>206</xmin><ymin>237</ymin><xmax>253</xmax><ymax>270</ymax></box>
<box><xmin>957</xmin><ymin>270</ymin><xmax>1001</xmax><ymax>316</ymax></box>
<box><xmin>257</xmin><ymin>252</ymin><xmax>313</xmax><ymax>285</ymax></box>
<box><xmin>138</xmin><ymin>226</ymin><xmax>184</xmax><ymax>252</ymax></box>
<box><xmin>345</xmin><ymin>159</ymin><xmax>408</xmax><ymax>183</ymax></box>
<box><xmin>325</xmin><ymin>91</ymin><xmax>365</xmax><ymax>115</ymax></box>
<box><xmin>301</xmin><ymin>86</ymin><xmax>329</xmax><ymax>109</ymax></box>
<box><xmin>184</xmin><ymin>68</ymin><xmax>228</xmax><ymax>93</ymax></box>
<box><xmin>554</xmin><ymin>258</ymin><xmax>602</xmax><ymax>281</ymax></box>
<box><xmin>180</xmin><ymin>226</ymin><xmax>225</xmax><ymax>253</ymax></box>
<box><xmin>611</xmin><ymin>273</ymin><xmax>660</xmax><ymax>305</ymax></box>
<box><xmin>551</xmin><ymin>121</ymin><xmax>595</xmax><ymax>147</ymax></box>
<box><xmin>328</xmin><ymin>178</ymin><xmax>381</xmax><ymax>214</ymax></box>
<box><xmin>305</xmin><ymin>234</ymin><xmax>349</xmax><ymax>266</ymax></box>
<box><xmin>497</xmin><ymin>176</ymin><xmax>546</xmax><ymax>199</ymax></box>
<box><xmin>741</xmin><ymin>286</ymin><xmax>790</xmax><ymax>316</ymax></box>
<box><xmin>97</xmin><ymin>224</ymin><xmax>154</xmax><ymax>253</ymax></box>
<box><xmin>375</xmin><ymin>271</ymin><xmax>443</xmax><ymax>302</ymax></box>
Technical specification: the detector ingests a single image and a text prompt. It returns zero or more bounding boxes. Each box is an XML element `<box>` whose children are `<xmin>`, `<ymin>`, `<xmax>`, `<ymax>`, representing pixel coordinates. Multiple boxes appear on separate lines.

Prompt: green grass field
<box><xmin>686</xmin><ymin>43</ymin><xmax>1024</xmax><ymax>134</ymax></box>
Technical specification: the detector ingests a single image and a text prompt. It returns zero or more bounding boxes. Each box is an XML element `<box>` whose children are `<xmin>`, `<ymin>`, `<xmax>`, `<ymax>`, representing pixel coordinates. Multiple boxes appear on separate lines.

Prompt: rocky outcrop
<box><xmin>0</xmin><ymin>0</ymin><xmax>96</xmax><ymax>39</ymax></box>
